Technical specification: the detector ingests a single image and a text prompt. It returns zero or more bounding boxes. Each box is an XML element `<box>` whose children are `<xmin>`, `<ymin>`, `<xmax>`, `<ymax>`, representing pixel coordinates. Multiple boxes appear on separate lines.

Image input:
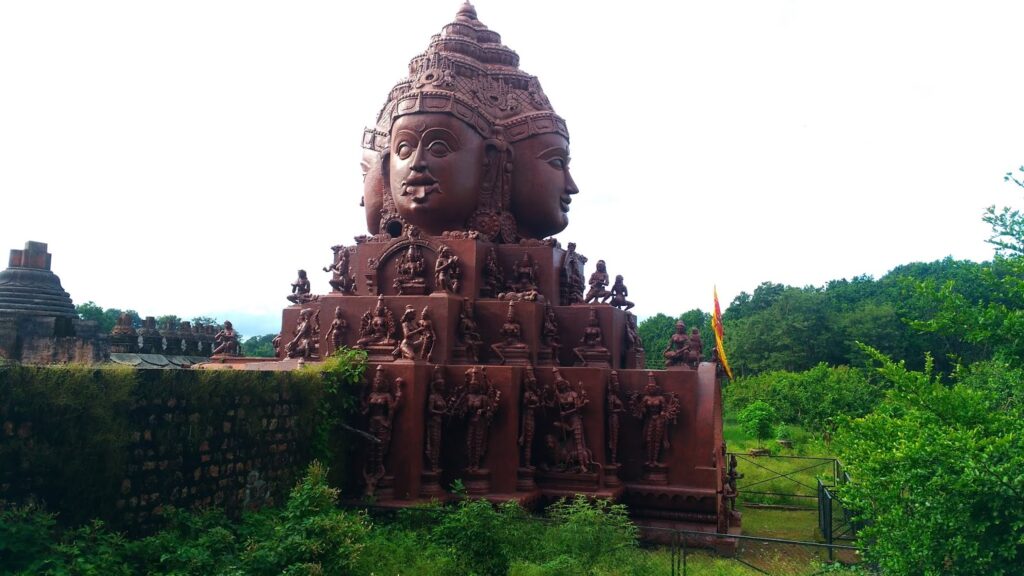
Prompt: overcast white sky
<box><xmin>2</xmin><ymin>1</ymin><xmax>1022</xmax><ymax>337</ymax></box>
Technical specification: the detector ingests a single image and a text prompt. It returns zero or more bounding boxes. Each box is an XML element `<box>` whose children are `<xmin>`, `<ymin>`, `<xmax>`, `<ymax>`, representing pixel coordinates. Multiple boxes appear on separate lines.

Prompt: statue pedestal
<box><xmin>451</xmin><ymin>345</ymin><xmax>477</xmax><ymax>364</ymax></box>
<box><xmin>642</xmin><ymin>463</ymin><xmax>669</xmax><ymax>485</ymax></box>
<box><xmin>491</xmin><ymin>345</ymin><xmax>531</xmax><ymax>366</ymax></box>
<box><xmin>359</xmin><ymin>344</ymin><xmax>397</xmax><ymax>364</ymax></box>
<box><xmin>395</xmin><ymin>282</ymin><xmax>428</xmax><ymax>295</ymax></box>
<box><xmin>537</xmin><ymin>347</ymin><xmax>558</xmax><ymax>366</ymax></box>
<box><xmin>367</xmin><ymin>474</ymin><xmax>396</xmax><ymax>500</ymax></box>
<box><xmin>538</xmin><ymin>469</ymin><xmax>601</xmax><ymax>492</ymax></box>
<box><xmin>516</xmin><ymin>466</ymin><xmax>537</xmax><ymax>492</ymax></box>
<box><xmin>420</xmin><ymin>470</ymin><xmax>445</xmax><ymax>498</ymax></box>
<box><xmin>464</xmin><ymin>468</ymin><xmax>492</xmax><ymax>495</ymax></box>
<box><xmin>604</xmin><ymin>463</ymin><xmax>622</xmax><ymax>487</ymax></box>
<box><xmin>575</xmin><ymin>348</ymin><xmax>611</xmax><ymax>368</ymax></box>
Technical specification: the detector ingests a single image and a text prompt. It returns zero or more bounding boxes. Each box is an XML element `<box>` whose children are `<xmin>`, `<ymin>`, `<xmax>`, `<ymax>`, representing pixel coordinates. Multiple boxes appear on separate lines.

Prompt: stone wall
<box><xmin>0</xmin><ymin>365</ymin><xmax>328</xmax><ymax>534</ymax></box>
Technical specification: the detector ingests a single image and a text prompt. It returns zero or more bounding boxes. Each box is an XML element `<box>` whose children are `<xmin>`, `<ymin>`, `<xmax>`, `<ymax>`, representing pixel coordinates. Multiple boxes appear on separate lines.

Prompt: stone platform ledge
<box><xmin>342</xmin><ymin>490</ymin><xmax>544</xmax><ymax>510</ymax></box>
<box><xmin>634</xmin><ymin>517</ymin><xmax>737</xmax><ymax>554</ymax></box>
<box><xmin>195</xmin><ymin>356</ymin><xmax>299</xmax><ymax>371</ymax></box>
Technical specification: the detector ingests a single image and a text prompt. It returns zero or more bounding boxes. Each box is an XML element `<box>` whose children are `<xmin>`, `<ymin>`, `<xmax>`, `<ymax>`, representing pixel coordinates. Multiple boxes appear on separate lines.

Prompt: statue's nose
<box><xmin>411</xmin><ymin>145</ymin><xmax>428</xmax><ymax>171</ymax></box>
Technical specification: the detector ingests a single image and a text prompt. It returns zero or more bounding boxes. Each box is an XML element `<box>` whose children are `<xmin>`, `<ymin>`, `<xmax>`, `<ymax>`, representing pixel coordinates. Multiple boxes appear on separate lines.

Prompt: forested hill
<box><xmin>640</xmin><ymin>256</ymin><xmax>994</xmax><ymax>376</ymax></box>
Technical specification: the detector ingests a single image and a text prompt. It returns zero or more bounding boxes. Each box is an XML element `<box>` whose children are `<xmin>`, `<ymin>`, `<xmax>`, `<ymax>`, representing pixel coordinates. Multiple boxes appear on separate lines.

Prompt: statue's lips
<box><xmin>560</xmin><ymin>194</ymin><xmax>572</xmax><ymax>213</ymax></box>
<box><xmin>401</xmin><ymin>175</ymin><xmax>441</xmax><ymax>204</ymax></box>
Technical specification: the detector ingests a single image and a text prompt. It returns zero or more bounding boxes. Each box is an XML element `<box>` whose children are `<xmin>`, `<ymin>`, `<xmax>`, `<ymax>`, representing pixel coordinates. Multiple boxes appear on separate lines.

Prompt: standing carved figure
<box><xmin>394</xmin><ymin>244</ymin><xmax>427</xmax><ymax>294</ymax></box>
<box><xmin>287</xmin><ymin>269</ymin><xmax>314</xmax><ymax>304</ymax></box>
<box><xmin>518</xmin><ymin>365</ymin><xmax>542</xmax><ymax>468</ymax></box>
<box><xmin>326</xmin><ymin>305</ymin><xmax>348</xmax><ymax>354</ymax></box>
<box><xmin>363</xmin><ymin>366</ymin><xmax>403</xmax><ymax>496</ymax></box>
<box><xmin>541</xmin><ymin>302</ymin><xmax>562</xmax><ymax>362</ymax></box>
<box><xmin>584</xmin><ymin>260</ymin><xmax>612</xmax><ymax>304</ymax></box>
<box><xmin>561</xmin><ymin>242</ymin><xmax>587</xmax><ymax>305</ymax></box>
<box><xmin>687</xmin><ymin>328</ymin><xmax>703</xmax><ymax>367</ymax></box>
<box><xmin>663</xmin><ymin>320</ymin><xmax>690</xmax><ymax>367</ymax></box>
<box><xmin>286</xmin><ymin>308</ymin><xmax>321</xmax><ymax>360</ymax></box>
<box><xmin>450</xmin><ymin>367</ymin><xmax>501</xmax><ymax>471</ymax></box>
<box><xmin>607</xmin><ymin>370</ymin><xmax>625</xmax><ymax>465</ymax></box>
<box><xmin>433</xmin><ymin>245</ymin><xmax>461</xmax><ymax>293</ymax></box>
<box><xmin>325</xmin><ymin>245</ymin><xmax>356</xmax><ymax>294</ymax></box>
<box><xmin>457</xmin><ymin>298</ymin><xmax>484</xmax><ymax>363</ymax></box>
<box><xmin>212</xmin><ymin>321</ymin><xmax>240</xmax><ymax>356</ymax></box>
<box><xmin>630</xmin><ymin>372</ymin><xmax>681</xmax><ymax>466</ymax></box>
<box><xmin>609</xmin><ymin>275</ymin><xmax>634</xmax><ymax>311</ymax></box>
<box><xmin>392</xmin><ymin>305</ymin><xmax>420</xmax><ymax>360</ymax></box>
<box><xmin>415</xmin><ymin>306</ymin><xmax>436</xmax><ymax>361</ymax></box>
<box><xmin>424</xmin><ymin>366</ymin><xmax>448</xmax><ymax>473</ymax></box>
<box><xmin>553</xmin><ymin>368</ymin><xmax>593</xmax><ymax>473</ymax></box>
<box><xmin>481</xmin><ymin>246</ymin><xmax>505</xmax><ymax>297</ymax></box>
<box><xmin>726</xmin><ymin>453</ymin><xmax>744</xmax><ymax>510</ymax></box>
<box><xmin>356</xmin><ymin>295</ymin><xmax>397</xmax><ymax>347</ymax></box>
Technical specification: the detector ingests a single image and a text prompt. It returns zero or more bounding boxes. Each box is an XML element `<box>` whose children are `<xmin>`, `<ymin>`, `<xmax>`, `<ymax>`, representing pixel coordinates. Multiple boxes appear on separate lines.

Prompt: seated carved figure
<box><xmin>686</xmin><ymin>328</ymin><xmax>703</xmax><ymax>367</ymax></box>
<box><xmin>393</xmin><ymin>245</ymin><xmax>428</xmax><ymax>295</ymax></box>
<box><xmin>663</xmin><ymin>321</ymin><xmax>690</xmax><ymax>367</ymax></box>
<box><xmin>212</xmin><ymin>321</ymin><xmax>240</xmax><ymax>356</ymax></box>
<box><xmin>573</xmin><ymin>307</ymin><xmax>610</xmax><ymax>367</ymax></box>
<box><xmin>490</xmin><ymin>300</ymin><xmax>529</xmax><ymax>364</ymax></box>
<box><xmin>287</xmin><ymin>269</ymin><xmax>315</xmax><ymax>305</ymax></box>
<box><xmin>357</xmin><ymin>295</ymin><xmax>397</xmax><ymax>347</ymax></box>
<box><xmin>325</xmin><ymin>245</ymin><xmax>356</xmax><ymax>294</ymax></box>
<box><xmin>286</xmin><ymin>308</ymin><xmax>320</xmax><ymax>360</ymax></box>
<box><xmin>609</xmin><ymin>275</ymin><xmax>634</xmax><ymax>311</ymax></box>
<box><xmin>508</xmin><ymin>252</ymin><xmax>540</xmax><ymax>294</ymax></box>
<box><xmin>584</xmin><ymin>260</ymin><xmax>611</xmax><ymax>304</ymax></box>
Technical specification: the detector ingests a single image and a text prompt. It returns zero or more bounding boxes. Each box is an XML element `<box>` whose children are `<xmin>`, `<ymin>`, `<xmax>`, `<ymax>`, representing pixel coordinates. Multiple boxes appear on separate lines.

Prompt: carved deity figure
<box><xmin>481</xmin><ymin>246</ymin><xmax>505</xmax><ymax>298</ymax></box>
<box><xmin>433</xmin><ymin>245</ymin><xmax>461</xmax><ymax>293</ymax></box>
<box><xmin>607</xmin><ymin>370</ymin><xmax>625</xmax><ymax>465</ymax></box>
<box><xmin>326</xmin><ymin>305</ymin><xmax>348</xmax><ymax>354</ymax></box>
<box><xmin>491</xmin><ymin>300</ymin><xmax>528</xmax><ymax>364</ymax></box>
<box><xmin>630</xmin><ymin>372</ymin><xmax>681</xmax><ymax>466</ymax></box>
<box><xmin>457</xmin><ymin>298</ymin><xmax>484</xmax><ymax>363</ymax></box>
<box><xmin>553</xmin><ymin>368</ymin><xmax>593</xmax><ymax>473</ymax></box>
<box><xmin>663</xmin><ymin>321</ymin><xmax>690</xmax><ymax>367</ymax></box>
<box><xmin>450</xmin><ymin>367</ymin><xmax>501</xmax><ymax>471</ymax></box>
<box><xmin>363</xmin><ymin>366</ymin><xmax>403</xmax><ymax>496</ymax></box>
<box><xmin>573</xmin><ymin>307</ymin><xmax>608</xmax><ymax>366</ymax></box>
<box><xmin>286</xmin><ymin>308</ymin><xmax>321</xmax><ymax>360</ymax></box>
<box><xmin>508</xmin><ymin>251</ymin><xmax>540</xmax><ymax>294</ymax></box>
<box><xmin>392</xmin><ymin>305</ymin><xmax>420</xmax><ymax>360</ymax></box>
<box><xmin>518</xmin><ymin>365</ymin><xmax>542</xmax><ymax>468</ymax></box>
<box><xmin>425</xmin><ymin>366</ymin><xmax>448</xmax><ymax>473</ymax></box>
<box><xmin>287</xmin><ymin>269</ymin><xmax>314</xmax><ymax>304</ymax></box>
<box><xmin>609</xmin><ymin>274</ymin><xmax>634</xmax><ymax>311</ymax></box>
<box><xmin>325</xmin><ymin>245</ymin><xmax>356</xmax><ymax>294</ymax></box>
<box><xmin>415</xmin><ymin>306</ymin><xmax>436</xmax><ymax>361</ymax></box>
<box><xmin>687</xmin><ymin>328</ymin><xmax>703</xmax><ymax>368</ymax></box>
<box><xmin>561</xmin><ymin>242</ymin><xmax>587</xmax><ymax>305</ymax></box>
<box><xmin>394</xmin><ymin>244</ymin><xmax>427</xmax><ymax>294</ymax></box>
<box><xmin>542</xmin><ymin>302</ymin><xmax>562</xmax><ymax>361</ymax></box>
<box><xmin>212</xmin><ymin>321</ymin><xmax>240</xmax><ymax>356</ymax></box>
<box><xmin>356</xmin><ymin>295</ymin><xmax>397</xmax><ymax>347</ymax></box>
<box><xmin>584</xmin><ymin>260</ymin><xmax>612</xmax><ymax>304</ymax></box>
<box><xmin>363</xmin><ymin>3</ymin><xmax>578</xmax><ymax>242</ymax></box>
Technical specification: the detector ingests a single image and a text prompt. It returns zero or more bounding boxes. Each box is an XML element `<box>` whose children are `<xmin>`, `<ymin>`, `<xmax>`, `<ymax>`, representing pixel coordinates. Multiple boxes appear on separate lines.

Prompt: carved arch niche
<box><xmin>370</xmin><ymin>237</ymin><xmax>441</xmax><ymax>296</ymax></box>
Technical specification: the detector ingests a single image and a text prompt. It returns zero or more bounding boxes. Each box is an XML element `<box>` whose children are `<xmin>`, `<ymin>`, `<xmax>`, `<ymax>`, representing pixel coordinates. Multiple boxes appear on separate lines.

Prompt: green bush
<box><xmin>738</xmin><ymin>401</ymin><xmax>776</xmax><ymax>448</ymax></box>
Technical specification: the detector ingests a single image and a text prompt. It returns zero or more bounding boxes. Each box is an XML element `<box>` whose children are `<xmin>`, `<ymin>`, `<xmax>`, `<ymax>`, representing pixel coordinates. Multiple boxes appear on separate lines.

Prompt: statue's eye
<box><xmin>548</xmin><ymin>158</ymin><xmax>565</xmax><ymax>170</ymax></box>
<box><xmin>396</xmin><ymin>142</ymin><xmax>413</xmax><ymax>160</ymax></box>
<box><xmin>428</xmin><ymin>141</ymin><xmax>452</xmax><ymax>158</ymax></box>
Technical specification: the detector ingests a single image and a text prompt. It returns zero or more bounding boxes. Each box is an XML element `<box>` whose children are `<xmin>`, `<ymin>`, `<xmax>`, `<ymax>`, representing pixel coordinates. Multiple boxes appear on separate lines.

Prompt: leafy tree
<box><xmin>738</xmin><ymin>400</ymin><xmax>776</xmax><ymax>448</ymax></box>
<box><xmin>155</xmin><ymin>315</ymin><xmax>182</xmax><ymax>330</ymax></box>
<box><xmin>836</xmin><ymin>350</ymin><xmax>1024</xmax><ymax>575</ymax></box>
<box><xmin>242</xmin><ymin>334</ymin><xmax>278</xmax><ymax>358</ymax></box>
<box><xmin>190</xmin><ymin>316</ymin><xmax>219</xmax><ymax>328</ymax></box>
<box><xmin>638</xmin><ymin>313</ymin><xmax>676</xmax><ymax>370</ymax></box>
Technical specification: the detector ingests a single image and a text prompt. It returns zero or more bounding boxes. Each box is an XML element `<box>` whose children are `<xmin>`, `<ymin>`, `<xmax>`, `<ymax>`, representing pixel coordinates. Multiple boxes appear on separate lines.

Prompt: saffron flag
<box><xmin>711</xmin><ymin>286</ymin><xmax>734</xmax><ymax>380</ymax></box>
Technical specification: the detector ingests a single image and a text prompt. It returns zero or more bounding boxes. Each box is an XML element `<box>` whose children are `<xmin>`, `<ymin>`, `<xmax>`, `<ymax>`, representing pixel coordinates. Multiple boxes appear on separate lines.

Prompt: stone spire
<box><xmin>0</xmin><ymin>241</ymin><xmax>76</xmax><ymax>319</ymax></box>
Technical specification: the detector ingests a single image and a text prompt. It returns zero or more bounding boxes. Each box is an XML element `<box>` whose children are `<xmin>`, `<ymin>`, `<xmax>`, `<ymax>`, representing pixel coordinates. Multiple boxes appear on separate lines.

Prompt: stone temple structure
<box><xmin>0</xmin><ymin>241</ymin><xmax>107</xmax><ymax>363</ymax></box>
<box><xmin>226</xmin><ymin>3</ymin><xmax>735</xmax><ymax>541</ymax></box>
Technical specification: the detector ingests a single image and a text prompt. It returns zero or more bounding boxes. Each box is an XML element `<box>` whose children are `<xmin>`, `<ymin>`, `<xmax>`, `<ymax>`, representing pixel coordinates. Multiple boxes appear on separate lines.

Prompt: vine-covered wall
<box><xmin>0</xmin><ymin>363</ymin><xmax>364</xmax><ymax>534</ymax></box>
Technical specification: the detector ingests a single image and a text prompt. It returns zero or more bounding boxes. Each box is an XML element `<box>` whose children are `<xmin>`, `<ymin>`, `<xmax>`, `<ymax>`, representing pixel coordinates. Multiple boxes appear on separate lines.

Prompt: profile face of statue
<box><xmin>510</xmin><ymin>132</ymin><xmax>578</xmax><ymax>239</ymax></box>
<box><xmin>361</xmin><ymin>148</ymin><xmax>384</xmax><ymax>234</ymax></box>
<box><xmin>387</xmin><ymin>113</ymin><xmax>485</xmax><ymax>235</ymax></box>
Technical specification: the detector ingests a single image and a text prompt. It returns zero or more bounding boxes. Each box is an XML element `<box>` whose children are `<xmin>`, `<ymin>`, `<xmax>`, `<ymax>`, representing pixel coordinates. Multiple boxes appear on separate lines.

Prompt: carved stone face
<box><xmin>361</xmin><ymin>149</ymin><xmax>384</xmax><ymax>234</ymax></box>
<box><xmin>388</xmin><ymin>113</ymin><xmax>485</xmax><ymax>235</ymax></box>
<box><xmin>510</xmin><ymin>132</ymin><xmax>578</xmax><ymax>239</ymax></box>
